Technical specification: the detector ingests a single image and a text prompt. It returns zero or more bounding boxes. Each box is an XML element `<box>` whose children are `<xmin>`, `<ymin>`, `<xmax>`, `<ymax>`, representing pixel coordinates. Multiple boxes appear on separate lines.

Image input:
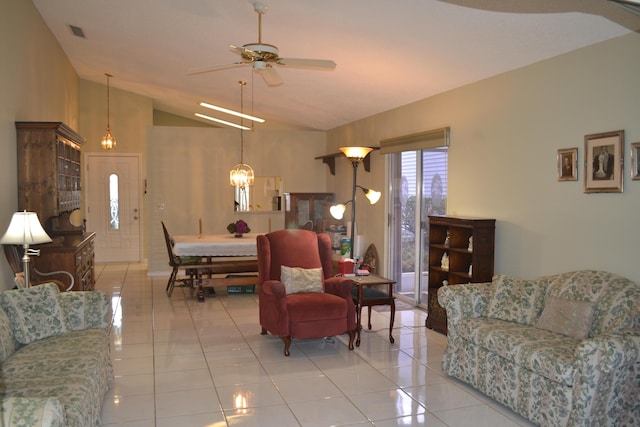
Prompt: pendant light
<box><xmin>229</xmin><ymin>80</ymin><xmax>254</xmax><ymax>188</ymax></box>
<box><xmin>100</xmin><ymin>73</ymin><xmax>116</xmax><ymax>150</ymax></box>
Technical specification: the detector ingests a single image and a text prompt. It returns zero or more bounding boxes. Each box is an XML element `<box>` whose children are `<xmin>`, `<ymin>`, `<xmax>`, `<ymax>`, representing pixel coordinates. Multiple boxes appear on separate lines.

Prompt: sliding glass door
<box><xmin>388</xmin><ymin>149</ymin><xmax>447</xmax><ymax>307</ymax></box>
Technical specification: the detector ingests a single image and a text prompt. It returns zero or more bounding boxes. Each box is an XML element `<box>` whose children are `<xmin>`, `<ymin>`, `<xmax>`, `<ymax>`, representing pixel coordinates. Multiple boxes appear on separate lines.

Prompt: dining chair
<box><xmin>257</xmin><ymin>229</ymin><xmax>356</xmax><ymax>356</ymax></box>
<box><xmin>161</xmin><ymin>221</ymin><xmax>209</xmax><ymax>297</ymax></box>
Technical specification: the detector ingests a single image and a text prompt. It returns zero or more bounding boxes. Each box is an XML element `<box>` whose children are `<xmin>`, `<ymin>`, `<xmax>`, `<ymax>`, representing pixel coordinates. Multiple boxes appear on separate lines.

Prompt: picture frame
<box><xmin>557</xmin><ymin>148</ymin><xmax>577</xmax><ymax>181</ymax></box>
<box><xmin>584</xmin><ymin>130</ymin><xmax>624</xmax><ymax>193</ymax></box>
<box><xmin>631</xmin><ymin>142</ymin><xmax>640</xmax><ymax>181</ymax></box>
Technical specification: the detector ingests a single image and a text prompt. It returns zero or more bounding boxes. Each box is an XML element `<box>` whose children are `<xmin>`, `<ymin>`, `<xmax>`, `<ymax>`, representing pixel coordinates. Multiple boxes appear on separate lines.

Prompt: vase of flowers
<box><xmin>227</xmin><ymin>220</ymin><xmax>250</xmax><ymax>238</ymax></box>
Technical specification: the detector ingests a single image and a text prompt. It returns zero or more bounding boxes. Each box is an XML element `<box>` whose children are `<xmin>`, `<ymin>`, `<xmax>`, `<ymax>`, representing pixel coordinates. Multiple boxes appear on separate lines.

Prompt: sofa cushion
<box><xmin>1</xmin><ymin>397</ymin><xmax>66</xmax><ymax>426</ymax></box>
<box><xmin>0</xmin><ymin>308</ymin><xmax>16</xmax><ymax>363</ymax></box>
<box><xmin>0</xmin><ymin>283</ymin><xmax>69</xmax><ymax>345</ymax></box>
<box><xmin>281</xmin><ymin>266</ymin><xmax>323</xmax><ymax>294</ymax></box>
<box><xmin>286</xmin><ymin>292</ymin><xmax>347</xmax><ymax>321</ymax></box>
<box><xmin>0</xmin><ymin>328</ymin><xmax>112</xmax><ymax>427</ymax></box>
<box><xmin>535</xmin><ymin>295</ymin><xmax>594</xmax><ymax>340</ymax></box>
<box><xmin>543</xmin><ymin>270</ymin><xmax>640</xmax><ymax>337</ymax></box>
<box><xmin>483</xmin><ymin>275</ymin><xmax>548</xmax><ymax>325</ymax></box>
<box><xmin>458</xmin><ymin>317</ymin><xmax>579</xmax><ymax>386</ymax></box>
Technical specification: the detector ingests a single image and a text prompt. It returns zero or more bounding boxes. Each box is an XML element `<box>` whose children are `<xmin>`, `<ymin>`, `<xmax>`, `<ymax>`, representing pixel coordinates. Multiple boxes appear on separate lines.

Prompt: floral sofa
<box><xmin>0</xmin><ymin>283</ymin><xmax>112</xmax><ymax>426</ymax></box>
<box><xmin>438</xmin><ymin>270</ymin><xmax>640</xmax><ymax>427</ymax></box>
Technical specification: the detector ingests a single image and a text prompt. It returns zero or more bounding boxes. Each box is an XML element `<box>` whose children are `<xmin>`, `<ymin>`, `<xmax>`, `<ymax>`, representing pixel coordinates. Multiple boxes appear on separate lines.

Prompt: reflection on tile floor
<box><xmin>98</xmin><ymin>263</ymin><xmax>536</xmax><ymax>426</ymax></box>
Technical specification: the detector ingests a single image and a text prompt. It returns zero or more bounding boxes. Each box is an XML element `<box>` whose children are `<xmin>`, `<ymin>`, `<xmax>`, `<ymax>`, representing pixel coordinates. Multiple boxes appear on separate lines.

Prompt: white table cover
<box><xmin>173</xmin><ymin>234</ymin><xmax>257</xmax><ymax>257</ymax></box>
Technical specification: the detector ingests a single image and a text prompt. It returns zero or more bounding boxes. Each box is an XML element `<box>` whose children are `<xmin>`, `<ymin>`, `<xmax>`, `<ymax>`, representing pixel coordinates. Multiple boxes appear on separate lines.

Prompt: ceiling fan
<box><xmin>188</xmin><ymin>1</ymin><xmax>336</xmax><ymax>86</ymax></box>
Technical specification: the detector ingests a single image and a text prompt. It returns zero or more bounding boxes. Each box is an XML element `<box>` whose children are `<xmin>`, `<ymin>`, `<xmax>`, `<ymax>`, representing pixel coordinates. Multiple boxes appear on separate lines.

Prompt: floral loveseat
<box><xmin>0</xmin><ymin>283</ymin><xmax>112</xmax><ymax>426</ymax></box>
<box><xmin>438</xmin><ymin>270</ymin><xmax>640</xmax><ymax>427</ymax></box>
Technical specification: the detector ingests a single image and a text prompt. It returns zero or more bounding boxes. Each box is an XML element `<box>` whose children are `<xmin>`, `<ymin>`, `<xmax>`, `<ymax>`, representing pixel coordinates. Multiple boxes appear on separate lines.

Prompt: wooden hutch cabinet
<box><xmin>32</xmin><ymin>233</ymin><xmax>96</xmax><ymax>291</ymax></box>
<box><xmin>15</xmin><ymin>122</ymin><xmax>96</xmax><ymax>291</ymax></box>
<box><xmin>16</xmin><ymin>122</ymin><xmax>82</xmax><ymax>220</ymax></box>
<box><xmin>284</xmin><ymin>192</ymin><xmax>335</xmax><ymax>232</ymax></box>
<box><xmin>426</xmin><ymin>215</ymin><xmax>495</xmax><ymax>333</ymax></box>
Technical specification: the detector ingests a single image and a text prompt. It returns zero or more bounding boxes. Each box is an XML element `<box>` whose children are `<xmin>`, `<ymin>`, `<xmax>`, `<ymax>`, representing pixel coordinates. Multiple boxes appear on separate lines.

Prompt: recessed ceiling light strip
<box><xmin>199</xmin><ymin>102</ymin><xmax>265</xmax><ymax>123</ymax></box>
<box><xmin>195</xmin><ymin>113</ymin><xmax>251</xmax><ymax>130</ymax></box>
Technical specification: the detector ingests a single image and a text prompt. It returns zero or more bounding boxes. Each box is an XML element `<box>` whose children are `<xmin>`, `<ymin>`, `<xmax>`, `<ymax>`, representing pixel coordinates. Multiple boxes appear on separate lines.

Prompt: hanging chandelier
<box><xmin>229</xmin><ymin>81</ymin><xmax>254</xmax><ymax>188</ymax></box>
<box><xmin>100</xmin><ymin>73</ymin><xmax>116</xmax><ymax>150</ymax></box>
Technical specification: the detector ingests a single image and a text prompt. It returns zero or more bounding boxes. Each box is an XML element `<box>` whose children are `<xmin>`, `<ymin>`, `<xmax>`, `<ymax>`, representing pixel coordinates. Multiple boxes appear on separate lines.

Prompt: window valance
<box><xmin>379</xmin><ymin>127</ymin><xmax>450</xmax><ymax>154</ymax></box>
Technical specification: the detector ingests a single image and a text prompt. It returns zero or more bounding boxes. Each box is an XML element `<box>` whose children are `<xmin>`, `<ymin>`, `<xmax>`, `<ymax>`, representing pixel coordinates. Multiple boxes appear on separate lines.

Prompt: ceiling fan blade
<box><xmin>230</xmin><ymin>44</ymin><xmax>246</xmax><ymax>55</ymax></box>
<box><xmin>230</xmin><ymin>44</ymin><xmax>259</xmax><ymax>61</ymax></box>
<box><xmin>187</xmin><ymin>62</ymin><xmax>246</xmax><ymax>75</ymax></box>
<box><xmin>277</xmin><ymin>58</ymin><xmax>336</xmax><ymax>70</ymax></box>
<box><xmin>256</xmin><ymin>65</ymin><xmax>283</xmax><ymax>87</ymax></box>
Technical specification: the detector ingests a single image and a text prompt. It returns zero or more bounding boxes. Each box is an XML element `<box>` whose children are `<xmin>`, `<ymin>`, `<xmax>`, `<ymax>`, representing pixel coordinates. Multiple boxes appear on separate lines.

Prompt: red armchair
<box><xmin>257</xmin><ymin>229</ymin><xmax>356</xmax><ymax>356</ymax></box>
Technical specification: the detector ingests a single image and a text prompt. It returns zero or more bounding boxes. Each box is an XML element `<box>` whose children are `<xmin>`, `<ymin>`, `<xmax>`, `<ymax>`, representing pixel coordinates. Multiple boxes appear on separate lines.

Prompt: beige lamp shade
<box><xmin>329</xmin><ymin>203</ymin><xmax>347</xmax><ymax>220</ymax></box>
<box><xmin>339</xmin><ymin>147</ymin><xmax>373</xmax><ymax>161</ymax></box>
<box><xmin>0</xmin><ymin>211</ymin><xmax>52</xmax><ymax>245</ymax></box>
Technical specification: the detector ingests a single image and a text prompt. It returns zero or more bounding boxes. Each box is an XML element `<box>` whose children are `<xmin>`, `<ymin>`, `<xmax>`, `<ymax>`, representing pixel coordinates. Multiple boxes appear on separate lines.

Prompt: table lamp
<box><xmin>0</xmin><ymin>211</ymin><xmax>52</xmax><ymax>287</ymax></box>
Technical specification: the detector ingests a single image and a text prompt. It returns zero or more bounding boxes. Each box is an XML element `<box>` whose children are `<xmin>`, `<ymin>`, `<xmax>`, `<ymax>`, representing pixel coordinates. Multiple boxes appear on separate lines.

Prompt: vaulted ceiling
<box><xmin>32</xmin><ymin>0</ymin><xmax>639</xmax><ymax>131</ymax></box>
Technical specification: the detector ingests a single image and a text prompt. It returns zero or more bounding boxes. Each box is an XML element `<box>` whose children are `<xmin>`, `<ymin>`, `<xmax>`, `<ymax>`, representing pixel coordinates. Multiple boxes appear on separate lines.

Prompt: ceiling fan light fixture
<box><xmin>187</xmin><ymin>2</ymin><xmax>336</xmax><ymax>88</ymax></box>
<box><xmin>100</xmin><ymin>73</ymin><xmax>116</xmax><ymax>150</ymax></box>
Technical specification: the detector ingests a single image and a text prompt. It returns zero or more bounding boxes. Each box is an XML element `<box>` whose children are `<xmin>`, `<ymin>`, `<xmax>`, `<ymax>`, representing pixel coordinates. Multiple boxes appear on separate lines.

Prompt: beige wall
<box><xmin>0</xmin><ymin>0</ymin><xmax>79</xmax><ymax>288</ymax></box>
<box><xmin>146</xmin><ymin>126</ymin><xmax>327</xmax><ymax>274</ymax></box>
<box><xmin>78</xmin><ymin>79</ymin><xmax>153</xmax><ymax>261</ymax></box>
<box><xmin>328</xmin><ymin>32</ymin><xmax>640</xmax><ymax>283</ymax></box>
<box><xmin>3</xmin><ymin>1</ymin><xmax>639</xmax><ymax>287</ymax></box>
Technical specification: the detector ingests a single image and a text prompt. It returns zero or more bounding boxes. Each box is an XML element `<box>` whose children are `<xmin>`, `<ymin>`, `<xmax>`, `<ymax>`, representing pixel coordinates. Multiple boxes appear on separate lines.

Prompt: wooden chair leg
<box><xmin>389</xmin><ymin>298</ymin><xmax>396</xmax><ymax>344</ymax></box>
<box><xmin>166</xmin><ymin>267</ymin><xmax>178</xmax><ymax>296</ymax></box>
<box><xmin>347</xmin><ymin>330</ymin><xmax>355</xmax><ymax>350</ymax></box>
<box><xmin>281</xmin><ymin>336</ymin><xmax>292</xmax><ymax>356</ymax></box>
<box><xmin>367</xmin><ymin>305</ymin><xmax>373</xmax><ymax>329</ymax></box>
<box><xmin>261</xmin><ymin>327</ymin><xmax>268</xmax><ymax>335</ymax></box>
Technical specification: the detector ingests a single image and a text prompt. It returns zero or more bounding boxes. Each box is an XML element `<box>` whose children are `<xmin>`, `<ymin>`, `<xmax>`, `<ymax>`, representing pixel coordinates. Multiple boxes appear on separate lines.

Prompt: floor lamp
<box><xmin>0</xmin><ymin>211</ymin><xmax>52</xmax><ymax>287</ymax></box>
<box><xmin>330</xmin><ymin>147</ymin><xmax>381</xmax><ymax>259</ymax></box>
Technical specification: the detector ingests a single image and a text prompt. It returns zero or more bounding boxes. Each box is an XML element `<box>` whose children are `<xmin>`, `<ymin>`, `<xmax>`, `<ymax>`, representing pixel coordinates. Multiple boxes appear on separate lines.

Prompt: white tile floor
<box><xmin>97</xmin><ymin>263</ymin><xmax>536</xmax><ymax>427</ymax></box>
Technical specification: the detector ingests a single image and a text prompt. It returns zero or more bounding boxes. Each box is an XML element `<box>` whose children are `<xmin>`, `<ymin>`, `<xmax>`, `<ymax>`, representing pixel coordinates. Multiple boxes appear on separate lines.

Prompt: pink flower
<box><xmin>227</xmin><ymin>220</ymin><xmax>250</xmax><ymax>235</ymax></box>
<box><xmin>235</xmin><ymin>220</ymin><xmax>249</xmax><ymax>234</ymax></box>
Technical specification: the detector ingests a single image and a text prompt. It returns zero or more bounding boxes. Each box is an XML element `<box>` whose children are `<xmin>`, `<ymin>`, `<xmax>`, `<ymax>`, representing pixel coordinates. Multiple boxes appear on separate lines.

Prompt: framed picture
<box><xmin>584</xmin><ymin>130</ymin><xmax>624</xmax><ymax>193</ymax></box>
<box><xmin>557</xmin><ymin>148</ymin><xmax>577</xmax><ymax>181</ymax></box>
<box><xmin>631</xmin><ymin>142</ymin><xmax>640</xmax><ymax>181</ymax></box>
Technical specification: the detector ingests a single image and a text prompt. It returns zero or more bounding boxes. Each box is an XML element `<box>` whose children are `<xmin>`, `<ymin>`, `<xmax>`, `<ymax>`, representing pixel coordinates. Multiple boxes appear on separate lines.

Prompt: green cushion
<box><xmin>352</xmin><ymin>286</ymin><xmax>389</xmax><ymax>300</ymax></box>
<box><xmin>483</xmin><ymin>275</ymin><xmax>548</xmax><ymax>326</ymax></box>
<box><xmin>0</xmin><ymin>283</ymin><xmax>69</xmax><ymax>345</ymax></box>
<box><xmin>174</xmin><ymin>256</ymin><xmax>202</xmax><ymax>266</ymax></box>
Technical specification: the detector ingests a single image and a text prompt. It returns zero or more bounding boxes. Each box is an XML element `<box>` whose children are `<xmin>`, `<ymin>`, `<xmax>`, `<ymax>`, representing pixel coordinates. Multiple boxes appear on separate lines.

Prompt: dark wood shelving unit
<box><xmin>426</xmin><ymin>215</ymin><xmax>495</xmax><ymax>334</ymax></box>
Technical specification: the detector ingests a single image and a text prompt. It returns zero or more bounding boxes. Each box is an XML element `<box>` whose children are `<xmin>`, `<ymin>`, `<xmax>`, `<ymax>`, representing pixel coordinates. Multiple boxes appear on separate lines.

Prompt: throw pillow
<box><xmin>483</xmin><ymin>274</ymin><xmax>547</xmax><ymax>325</ymax></box>
<box><xmin>280</xmin><ymin>266</ymin><xmax>324</xmax><ymax>295</ymax></box>
<box><xmin>0</xmin><ymin>283</ymin><xmax>69</xmax><ymax>344</ymax></box>
<box><xmin>535</xmin><ymin>295</ymin><xmax>594</xmax><ymax>340</ymax></box>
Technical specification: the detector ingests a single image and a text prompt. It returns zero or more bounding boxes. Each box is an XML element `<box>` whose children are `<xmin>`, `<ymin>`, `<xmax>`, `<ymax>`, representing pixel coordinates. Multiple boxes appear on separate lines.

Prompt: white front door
<box><xmin>86</xmin><ymin>154</ymin><xmax>141</xmax><ymax>262</ymax></box>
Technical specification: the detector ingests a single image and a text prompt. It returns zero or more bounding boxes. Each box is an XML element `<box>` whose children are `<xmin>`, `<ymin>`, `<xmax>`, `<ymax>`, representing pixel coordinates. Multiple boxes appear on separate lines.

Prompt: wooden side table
<box><xmin>352</xmin><ymin>274</ymin><xmax>396</xmax><ymax>347</ymax></box>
